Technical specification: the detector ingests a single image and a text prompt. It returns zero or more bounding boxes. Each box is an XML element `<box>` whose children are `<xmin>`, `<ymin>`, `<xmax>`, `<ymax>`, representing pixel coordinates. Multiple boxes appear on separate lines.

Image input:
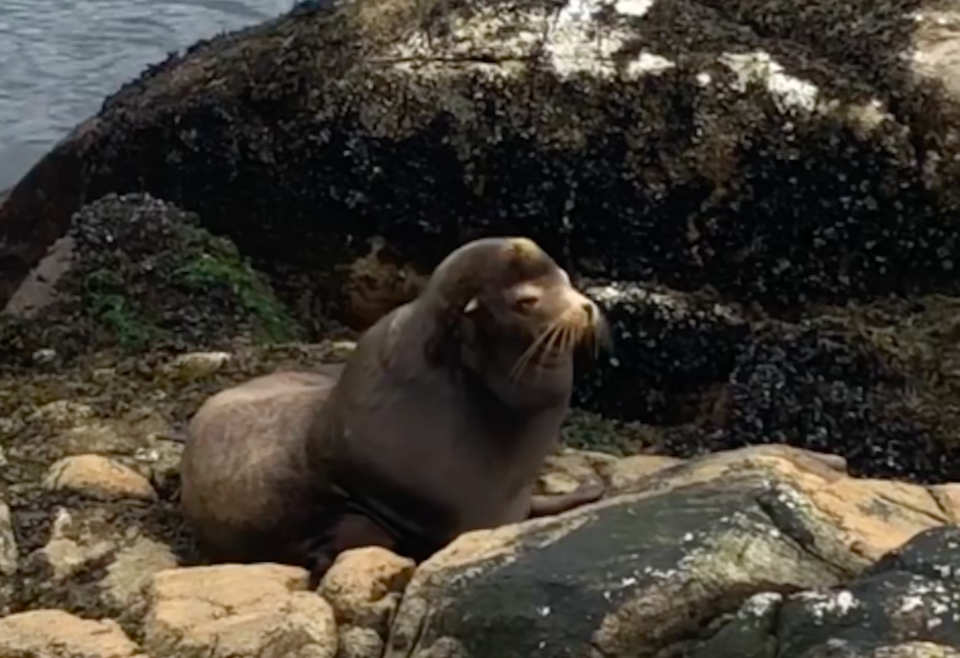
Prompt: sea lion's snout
<box><xmin>550</xmin><ymin>280</ymin><xmax>605</xmax><ymax>344</ymax></box>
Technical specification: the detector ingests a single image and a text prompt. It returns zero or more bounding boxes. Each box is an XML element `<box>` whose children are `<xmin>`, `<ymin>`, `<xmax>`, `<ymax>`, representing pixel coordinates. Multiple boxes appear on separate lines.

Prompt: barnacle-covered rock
<box><xmin>2</xmin><ymin>0</ymin><xmax>960</xmax><ymax>323</ymax></box>
<box><xmin>0</xmin><ymin>192</ymin><xmax>302</xmax><ymax>367</ymax></box>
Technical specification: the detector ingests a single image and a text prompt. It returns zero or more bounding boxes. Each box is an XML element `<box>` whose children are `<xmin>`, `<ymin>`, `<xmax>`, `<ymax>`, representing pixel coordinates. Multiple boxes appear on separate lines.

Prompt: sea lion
<box><xmin>180</xmin><ymin>236</ymin><xmax>610</xmax><ymax>582</ymax></box>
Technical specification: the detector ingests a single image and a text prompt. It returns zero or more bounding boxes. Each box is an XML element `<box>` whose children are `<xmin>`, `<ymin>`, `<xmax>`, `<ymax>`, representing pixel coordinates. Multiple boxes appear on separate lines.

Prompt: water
<box><xmin>0</xmin><ymin>0</ymin><xmax>296</xmax><ymax>190</ymax></box>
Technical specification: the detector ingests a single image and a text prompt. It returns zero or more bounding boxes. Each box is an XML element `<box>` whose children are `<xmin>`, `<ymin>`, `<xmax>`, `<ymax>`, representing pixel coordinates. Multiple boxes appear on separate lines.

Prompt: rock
<box><xmin>100</xmin><ymin>534</ymin><xmax>178</xmax><ymax>612</ymax></box>
<box><xmin>26</xmin><ymin>505</ymin><xmax>178</xmax><ymax>617</ymax></box>
<box><xmin>575</xmin><ymin>280</ymin><xmax>960</xmax><ymax>483</ymax></box>
<box><xmin>0</xmin><ymin>193</ymin><xmax>303</xmax><ymax>365</ymax></box>
<box><xmin>319</xmin><ymin>547</ymin><xmax>416</xmax><ymax>655</ymax></box>
<box><xmin>162</xmin><ymin>351</ymin><xmax>232</xmax><ymax>381</ymax></box>
<box><xmin>597</xmin><ymin>453</ymin><xmax>684</xmax><ymax>493</ymax></box>
<box><xmin>44</xmin><ymin>454</ymin><xmax>157</xmax><ymax>502</ymax></box>
<box><xmin>0</xmin><ymin>500</ymin><xmax>19</xmax><ymax>577</ymax></box>
<box><xmin>142</xmin><ymin>563</ymin><xmax>338</xmax><ymax>658</ymax></box>
<box><xmin>36</xmin><ymin>507</ymin><xmax>115</xmax><ymax>583</ymax></box>
<box><xmin>537</xmin><ymin>451</ymin><xmax>609</xmax><ymax>496</ymax></box>
<box><xmin>336</xmin><ymin>626</ymin><xmax>386</xmax><ymax>658</ymax></box>
<box><xmin>319</xmin><ymin>547</ymin><xmax>416</xmax><ymax>629</ymax></box>
<box><xmin>3</xmin><ymin>0</ymin><xmax>960</xmax><ymax>323</ymax></box>
<box><xmin>0</xmin><ymin>609</ymin><xmax>143</xmax><ymax>658</ymax></box>
<box><xmin>767</xmin><ymin>525</ymin><xmax>960</xmax><ymax>657</ymax></box>
<box><xmin>0</xmin><ymin>499</ymin><xmax>19</xmax><ymax>614</ymax></box>
<box><xmin>383</xmin><ymin>444</ymin><xmax>959</xmax><ymax>658</ymax></box>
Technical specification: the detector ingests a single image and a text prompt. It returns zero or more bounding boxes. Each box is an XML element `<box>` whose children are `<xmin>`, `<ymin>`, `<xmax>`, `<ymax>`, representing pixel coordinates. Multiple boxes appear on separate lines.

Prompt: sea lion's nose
<box><xmin>582</xmin><ymin>301</ymin><xmax>595</xmax><ymax>322</ymax></box>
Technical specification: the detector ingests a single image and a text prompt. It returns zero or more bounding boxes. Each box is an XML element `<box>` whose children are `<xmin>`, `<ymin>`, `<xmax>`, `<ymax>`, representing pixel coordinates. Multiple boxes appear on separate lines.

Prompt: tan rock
<box><xmin>0</xmin><ymin>609</ymin><xmax>143</xmax><ymax>658</ymax></box>
<box><xmin>610</xmin><ymin>444</ymin><xmax>941</xmax><ymax>561</ymax></box>
<box><xmin>101</xmin><ymin>534</ymin><xmax>179</xmax><ymax>611</ymax></box>
<box><xmin>143</xmin><ymin>563</ymin><xmax>337</xmax><ymax>658</ymax></box>
<box><xmin>164</xmin><ymin>351</ymin><xmax>232</xmax><ymax>380</ymax></box>
<box><xmin>44</xmin><ymin>454</ymin><xmax>157</xmax><ymax>502</ymax></box>
<box><xmin>336</xmin><ymin>625</ymin><xmax>385</xmax><ymax>658</ymax></box>
<box><xmin>598</xmin><ymin>453</ymin><xmax>683</xmax><ymax>493</ymax></box>
<box><xmin>319</xmin><ymin>546</ymin><xmax>416</xmax><ymax>635</ymax></box>
<box><xmin>537</xmin><ymin>451</ymin><xmax>604</xmax><ymax>495</ymax></box>
<box><xmin>928</xmin><ymin>483</ymin><xmax>960</xmax><ymax>524</ymax></box>
<box><xmin>38</xmin><ymin>507</ymin><xmax>115</xmax><ymax>581</ymax></box>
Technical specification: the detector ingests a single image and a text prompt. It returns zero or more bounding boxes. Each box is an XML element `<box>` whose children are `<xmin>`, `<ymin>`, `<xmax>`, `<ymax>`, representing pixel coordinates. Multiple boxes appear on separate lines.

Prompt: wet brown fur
<box><xmin>179</xmin><ymin>237</ymin><xmax>609</xmax><ymax>581</ymax></box>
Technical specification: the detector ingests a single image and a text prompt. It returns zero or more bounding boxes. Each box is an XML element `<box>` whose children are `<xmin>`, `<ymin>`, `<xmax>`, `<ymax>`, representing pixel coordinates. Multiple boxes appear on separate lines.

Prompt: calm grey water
<box><xmin>0</xmin><ymin>0</ymin><xmax>296</xmax><ymax>189</ymax></box>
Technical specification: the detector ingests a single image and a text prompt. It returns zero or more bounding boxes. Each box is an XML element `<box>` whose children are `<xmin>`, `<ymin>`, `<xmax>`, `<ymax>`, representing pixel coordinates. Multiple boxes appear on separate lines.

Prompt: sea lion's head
<box><xmin>424</xmin><ymin>236</ymin><xmax>610</xmax><ymax>404</ymax></box>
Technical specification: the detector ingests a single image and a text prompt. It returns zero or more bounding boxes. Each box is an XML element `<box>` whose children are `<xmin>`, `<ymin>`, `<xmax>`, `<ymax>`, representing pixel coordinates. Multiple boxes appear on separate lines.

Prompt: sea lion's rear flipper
<box><xmin>527</xmin><ymin>481</ymin><xmax>605</xmax><ymax>518</ymax></box>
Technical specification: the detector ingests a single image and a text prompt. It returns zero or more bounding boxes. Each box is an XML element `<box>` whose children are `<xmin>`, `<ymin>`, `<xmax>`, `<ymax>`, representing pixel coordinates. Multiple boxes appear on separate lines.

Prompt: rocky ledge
<box><xmin>0</xmin><ymin>368</ymin><xmax>958</xmax><ymax>658</ymax></box>
<box><xmin>0</xmin><ymin>193</ymin><xmax>957</xmax><ymax>655</ymax></box>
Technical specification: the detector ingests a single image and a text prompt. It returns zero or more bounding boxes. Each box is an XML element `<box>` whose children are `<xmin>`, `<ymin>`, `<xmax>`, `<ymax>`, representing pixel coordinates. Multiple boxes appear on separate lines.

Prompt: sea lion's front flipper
<box><xmin>527</xmin><ymin>481</ymin><xmax>604</xmax><ymax>518</ymax></box>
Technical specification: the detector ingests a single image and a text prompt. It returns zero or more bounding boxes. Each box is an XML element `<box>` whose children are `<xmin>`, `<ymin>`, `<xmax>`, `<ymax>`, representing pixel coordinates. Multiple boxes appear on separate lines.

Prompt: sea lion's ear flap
<box><xmin>463</xmin><ymin>297</ymin><xmax>479</xmax><ymax>314</ymax></box>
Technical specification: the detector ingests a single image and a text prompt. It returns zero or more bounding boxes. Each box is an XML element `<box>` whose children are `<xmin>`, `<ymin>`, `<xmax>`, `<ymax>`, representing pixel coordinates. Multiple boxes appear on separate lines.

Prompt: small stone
<box><xmin>0</xmin><ymin>609</ymin><xmax>143</xmax><ymax>657</ymax></box>
<box><xmin>31</xmin><ymin>348</ymin><xmax>57</xmax><ymax>364</ymax></box>
<box><xmin>319</xmin><ymin>546</ymin><xmax>416</xmax><ymax>634</ymax></box>
<box><xmin>44</xmin><ymin>454</ymin><xmax>157</xmax><ymax>502</ymax></box>
<box><xmin>165</xmin><ymin>351</ymin><xmax>232</xmax><ymax>380</ymax></box>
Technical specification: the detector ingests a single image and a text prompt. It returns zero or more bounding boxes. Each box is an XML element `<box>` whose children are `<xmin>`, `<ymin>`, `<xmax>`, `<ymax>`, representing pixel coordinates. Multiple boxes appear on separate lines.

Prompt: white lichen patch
<box><xmin>627</xmin><ymin>52</ymin><xmax>676</xmax><ymax>77</ymax></box>
<box><xmin>719</xmin><ymin>51</ymin><xmax>820</xmax><ymax>113</ymax></box>
<box><xmin>447</xmin><ymin>6</ymin><xmax>550</xmax><ymax>59</ymax></box>
<box><xmin>890</xmin><ymin>576</ymin><xmax>959</xmax><ymax>628</ymax></box>
<box><xmin>614</xmin><ymin>0</ymin><xmax>655</xmax><ymax>17</ymax></box>
<box><xmin>738</xmin><ymin>591</ymin><xmax>784</xmax><ymax>618</ymax></box>
<box><xmin>380</xmin><ymin>0</ymin><xmax>672</xmax><ymax>82</ymax></box>
<box><xmin>545</xmin><ymin>0</ymin><xmax>631</xmax><ymax>78</ymax></box>
<box><xmin>794</xmin><ymin>588</ymin><xmax>862</xmax><ymax>620</ymax></box>
<box><xmin>717</xmin><ymin>50</ymin><xmax>894</xmax><ymax>135</ymax></box>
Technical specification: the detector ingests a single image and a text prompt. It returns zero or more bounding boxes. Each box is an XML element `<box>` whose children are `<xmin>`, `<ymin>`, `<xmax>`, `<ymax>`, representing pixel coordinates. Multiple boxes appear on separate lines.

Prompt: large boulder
<box><xmin>384</xmin><ymin>444</ymin><xmax>960</xmax><ymax>658</ymax></box>
<box><xmin>2</xmin><ymin>0</ymin><xmax>960</xmax><ymax>321</ymax></box>
<box><xmin>574</xmin><ymin>280</ymin><xmax>960</xmax><ymax>483</ymax></box>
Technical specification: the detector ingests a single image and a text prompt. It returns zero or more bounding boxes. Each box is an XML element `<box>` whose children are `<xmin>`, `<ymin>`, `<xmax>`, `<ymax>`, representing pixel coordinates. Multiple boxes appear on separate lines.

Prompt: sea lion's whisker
<box><xmin>533</xmin><ymin>322</ymin><xmax>566</xmax><ymax>384</ymax></box>
<box><xmin>510</xmin><ymin>332</ymin><xmax>541</xmax><ymax>381</ymax></box>
<box><xmin>510</xmin><ymin>320</ymin><xmax>558</xmax><ymax>381</ymax></box>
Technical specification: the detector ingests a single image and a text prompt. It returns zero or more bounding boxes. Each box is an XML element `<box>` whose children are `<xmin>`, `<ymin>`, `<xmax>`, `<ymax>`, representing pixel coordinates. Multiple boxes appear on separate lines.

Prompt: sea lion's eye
<box><xmin>513</xmin><ymin>295</ymin><xmax>539</xmax><ymax>312</ymax></box>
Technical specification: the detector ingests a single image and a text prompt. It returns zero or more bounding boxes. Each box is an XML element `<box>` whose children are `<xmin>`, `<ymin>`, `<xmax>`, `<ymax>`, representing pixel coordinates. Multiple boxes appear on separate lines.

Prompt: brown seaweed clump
<box><xmin>0</xmin><ymin>193</ymin><xmax>304</xmax><ymax>370</ymax></box>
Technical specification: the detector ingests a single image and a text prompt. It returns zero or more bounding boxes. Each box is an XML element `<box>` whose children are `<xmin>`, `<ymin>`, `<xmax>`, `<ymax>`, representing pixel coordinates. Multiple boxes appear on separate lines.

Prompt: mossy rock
<box><xmin>0</xmin><ymin>193</ymin><xmax>304</xmax><ymax>368</ymax></box>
